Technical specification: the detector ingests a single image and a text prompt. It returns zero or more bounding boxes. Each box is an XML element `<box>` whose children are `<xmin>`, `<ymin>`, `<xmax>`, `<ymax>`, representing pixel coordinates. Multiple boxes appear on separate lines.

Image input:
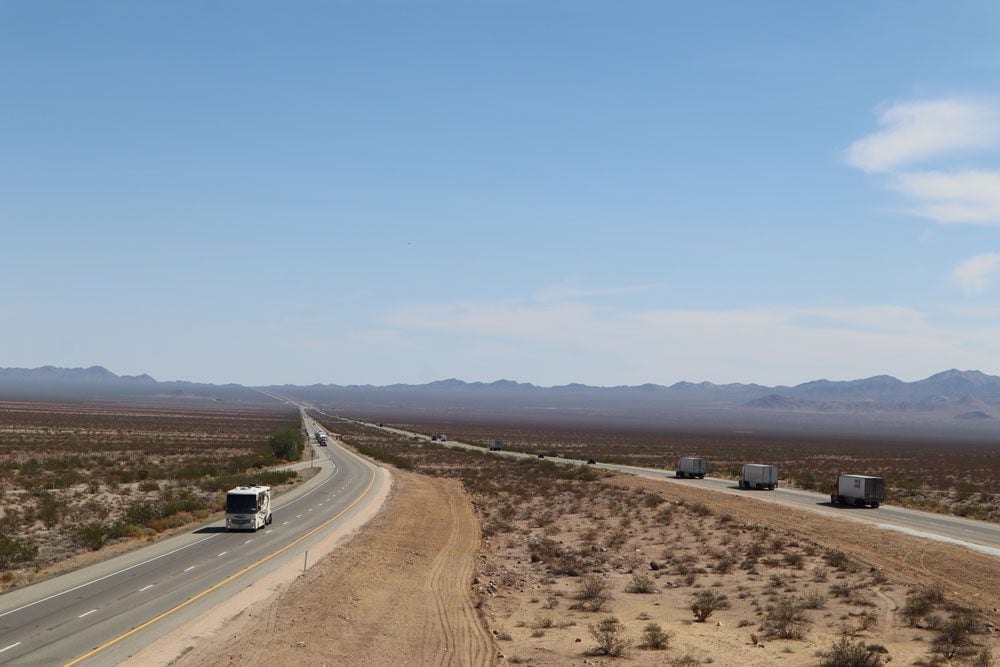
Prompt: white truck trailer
<box><xmin>316</xmin><ymin>432</ymin><xmax>328</xmax><ymax>446</ymax></box>
<box><xmin>831</xmin><ymin>474</ymin><xmax>884</xmax><ymax>508</ymax></box>
<box><xmin>676</xmin><ymin>457</ymin><xmax>708</xmax><ymax>479</ymax></box>
<box><xmin>739</xmin><ymin>464</ymin><xmax>778</xmax><ymax>490</ymax></box>
<box><xmin>225</xmin><ymin>485</ymin><xmax>272</xmax><ymax>531</ymax></box>
<box><xmin>488</xmin><ymin>439</ymin><xmax>502</xmax><ymax>451</ymax></box>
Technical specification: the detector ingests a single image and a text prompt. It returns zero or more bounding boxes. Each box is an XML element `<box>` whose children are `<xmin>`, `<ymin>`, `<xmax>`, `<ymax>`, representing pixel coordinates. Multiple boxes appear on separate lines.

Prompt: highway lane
<box><xmin>324</xmin><ymin>413</ymin><xmax>1000</xmax><ymax>558</ymax></box>
<box><xmin>0</xmin><ymin>415</ymin><xmax>385</xmax><ymax>666</ymax></box>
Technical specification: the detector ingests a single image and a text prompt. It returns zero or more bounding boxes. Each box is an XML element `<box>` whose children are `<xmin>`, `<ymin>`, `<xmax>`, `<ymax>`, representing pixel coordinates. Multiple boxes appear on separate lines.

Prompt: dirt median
<box><xmin>171</xmin><ymin>471</ymin><xmax>494</xmax><ymax>667</ymax></box>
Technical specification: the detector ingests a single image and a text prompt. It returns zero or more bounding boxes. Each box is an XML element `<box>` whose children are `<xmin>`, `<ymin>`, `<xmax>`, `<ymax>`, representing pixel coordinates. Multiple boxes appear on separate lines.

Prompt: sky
<box><xmin>2</xmin><ymin>1</ymin><xmax>1000</xmax><ymax>387</ymax></box>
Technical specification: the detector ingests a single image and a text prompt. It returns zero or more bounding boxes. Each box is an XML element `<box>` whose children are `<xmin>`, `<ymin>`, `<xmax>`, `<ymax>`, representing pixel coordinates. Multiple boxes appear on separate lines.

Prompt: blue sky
<box><xmin>3</xmin><ymin>1</ymin><xmax>1000</xmax><ymax>386</ymax></box>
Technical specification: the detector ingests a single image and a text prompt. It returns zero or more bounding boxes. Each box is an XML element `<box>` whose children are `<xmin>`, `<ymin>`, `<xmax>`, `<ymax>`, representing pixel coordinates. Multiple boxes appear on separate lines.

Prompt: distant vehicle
<box><xmin>831</xmin><ymin>474</ymin><xmax>884</xmax><ymax>508</ymax></box>
<box><xmin>315</xmin><ymin>431</ymin><xmax>328</xmax><ymax>446</ymax></box>
<box><xmin>537</xmin><ymin>453</ymin><xmax>545</xmax><ymax>458</ymax></box>
<box><xmin>225</xmin><ymin>485</ymin><xmax>272</xmax><ymax>531</ymax></box>
<box><xmin>439</xmin><ymin>434</ymin><xmax>448</xmax><ymax>442</ymax></box>
<box><xmin>676</xmin><ymin>457</ymin><xmax>708</xmax><ymax>479</ymax></box>
<box><xmin>431</xmin><ymin>434</ymin><xmax>440</xmax><ymax>441</ymax></box>
<box><xmin>488</xmin><ymin>440</ymin><xmax>502</xmax><ymax>451</ymax></box>
<box><xmin>587</xmin><ymin>458</ymin><xmax>597</xmax><ymax>465</ymax></box>
<box><xmin>739</xmin><ymin>464</ymin><xmax>778</xmax><ymax>490</ymax></box>
<box><xmin>378</xmin><ymin>422</ymin><xmax>384</xmax><ymax>427</ymax></box>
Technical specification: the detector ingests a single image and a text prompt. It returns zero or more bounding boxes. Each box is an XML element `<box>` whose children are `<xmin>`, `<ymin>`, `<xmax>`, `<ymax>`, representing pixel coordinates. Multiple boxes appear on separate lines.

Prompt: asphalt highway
<box><xmin>339</xmin><ymin>416</ymin><xmax>1000</xmax><ymax>558</ymax></box>
<box><xmin>0</xmin><ymin>415</ymin><xmax>384</xmax><ymax>666</ymax></box>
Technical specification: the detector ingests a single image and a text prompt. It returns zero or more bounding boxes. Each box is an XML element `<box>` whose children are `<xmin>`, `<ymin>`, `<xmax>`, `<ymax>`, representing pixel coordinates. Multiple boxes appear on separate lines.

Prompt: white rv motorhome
<box><xmin>225</xmin><ymin>485</ymin><xmax>272</xmax><ymax>531</ymax></box>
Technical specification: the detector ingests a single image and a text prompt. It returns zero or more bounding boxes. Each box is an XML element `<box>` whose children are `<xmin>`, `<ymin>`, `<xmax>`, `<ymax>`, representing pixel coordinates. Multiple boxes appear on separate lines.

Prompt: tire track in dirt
<box><xmin>422</xmin><ymin>482</ymin><xmax>493</xmax><ymax>666</ymax></box>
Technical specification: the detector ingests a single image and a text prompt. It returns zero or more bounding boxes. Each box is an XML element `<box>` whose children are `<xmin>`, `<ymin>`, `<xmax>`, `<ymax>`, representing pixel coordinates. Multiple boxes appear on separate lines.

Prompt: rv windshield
<box><xmin>226</xmin><ymin>494</ymin><xmax>257</xmax><ymax>513</ymax></box>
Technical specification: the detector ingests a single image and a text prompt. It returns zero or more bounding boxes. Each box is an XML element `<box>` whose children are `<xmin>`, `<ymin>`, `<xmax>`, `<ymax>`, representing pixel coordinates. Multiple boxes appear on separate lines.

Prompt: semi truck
<box><xmin>676</xmin><ymin>457</ymin><xmax>708</xmax><ymax>479</ymax></box>
<box><xmin>831</xmin><ymin>474</ymin><xmax>884</xmax><ymax>508</ymax></box>
<box><xmin>315</xmin><ymin>431</ymin><xmax>328</xmax><ymax>446</ymax></box>
<box><xmin>739</xmin><ymin>464</ymin><xmax>778</xmax><ymax>490</ymax></box>
<box><xmin>225</xmin><ymin>485</ymin><xmax>272</xmax><ymax>531</ymax></box>
<box><xmin>488</xmin><ymin>440</ymin><xmax>502</xmax><ymax>451</ymax></box>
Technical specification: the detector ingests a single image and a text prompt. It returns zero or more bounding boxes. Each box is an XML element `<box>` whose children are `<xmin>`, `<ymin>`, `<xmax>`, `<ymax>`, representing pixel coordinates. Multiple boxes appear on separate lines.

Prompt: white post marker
<box><xmin>303</xmin><ymin>549</ymin><xmax>308</xmax><ymax>572</ymax></box>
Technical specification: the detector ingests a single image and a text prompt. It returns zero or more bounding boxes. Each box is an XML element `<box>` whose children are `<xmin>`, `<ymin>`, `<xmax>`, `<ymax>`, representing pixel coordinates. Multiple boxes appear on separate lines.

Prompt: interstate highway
<box><xmin>336</xmin><ymin>415</ymin><xmax>1000</xmax><ymax>558</ymax></box>
<box><xmin>0</xmin><ymin>416</ymin><xmax>386</xmax><ymax>666</ymax></box>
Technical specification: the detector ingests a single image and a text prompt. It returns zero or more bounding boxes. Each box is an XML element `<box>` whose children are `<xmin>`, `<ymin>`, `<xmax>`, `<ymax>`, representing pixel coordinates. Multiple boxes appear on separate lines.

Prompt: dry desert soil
<box><xmin>167</xmin><ymin>430</ymin><xmax>999</xmax><ymax>667</ymax></box>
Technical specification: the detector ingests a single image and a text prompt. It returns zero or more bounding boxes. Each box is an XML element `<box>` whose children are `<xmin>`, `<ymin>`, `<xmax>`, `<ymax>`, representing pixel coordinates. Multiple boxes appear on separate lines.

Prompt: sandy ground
<box><xmin>607</xmin><ymin>474</ymin><xmax>1000</xmax><ymax>624</ymax></box>
<box><xmin>163</xmin><ymin>471</ymin><xmax>494</xmax><ymax>667</ymax></box>
<box><xmin>122</xmin><ymin>466</ymin><xmax>392</xmax><ymax>667</ymax></box>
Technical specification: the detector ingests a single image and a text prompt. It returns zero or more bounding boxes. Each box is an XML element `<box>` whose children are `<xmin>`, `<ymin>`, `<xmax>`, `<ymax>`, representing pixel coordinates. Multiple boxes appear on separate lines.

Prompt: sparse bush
<box><xmin>74</xmin><ymin>523</ymin><xmax>107</xmax><ymax>551</ymax></box>
<box><xmin>639</xmin><ymin>622</ymin><xmax>672</xmax><ymax>650</ymax></box>
<box><xmin>571</xmin><ymin>576</ymin><xmax>611</xmax><ymax>612</ymax></box>
<box><xmin>690</xmin><ymin>590</ymin><xmax>730</xmax><ymax>622</ymax></box>
<box><xmin>762</xmin><ymin>595</ymin><xmax>810</xmax><ymax>639</ymax></box>
<box><xmin>900</xmin><ymin>585</ymin><xmax>944</xmax><ymax>626</ymax></box>
<box><xmin>932</xmin><ymin>611</ymin><xmax>979</xmax><ymax>660</ymax></box>
<box><xmin>625</xmin><ymin>574</ymin><xmax>655</xmax><ymax>594</ymax></box>
<box><xmin>801</xmin><ymin>590</ymin><xmax>828</xmax><ymax>609</ymax></box>
<box><xmin>587</xmin><ymin>616</ymin><xmax>630</xmax><ymax>657</ymax></box>
<box><xmin>819</xmin><ymin>637</ymin><xmax>884</xmax><ymax>667</ymax></box>
<box><xmin>0</xmin><ymin>534</ymin><xmax>37</xmax><ymax>568</ymax></box>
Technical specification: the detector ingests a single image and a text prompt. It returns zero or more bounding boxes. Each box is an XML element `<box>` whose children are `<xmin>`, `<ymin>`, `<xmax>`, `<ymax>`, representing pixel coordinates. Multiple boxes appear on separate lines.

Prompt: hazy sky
<box><xmin>3</xmin><ymin>1</ymin><xmax>1000</xmax><ymax>386</ymax></box>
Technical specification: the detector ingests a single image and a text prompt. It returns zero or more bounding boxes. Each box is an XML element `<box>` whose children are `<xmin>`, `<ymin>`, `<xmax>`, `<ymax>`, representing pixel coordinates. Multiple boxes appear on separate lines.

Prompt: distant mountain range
<box><xmin>2</xmin><ymin>366</ymin><xmax>998</xmax><ymax>438</ymax></box>
<box><xmin>0</xmin><ymin>366</ymin><xmax>263</xmax><ymax>403</ymax></box>
<box><xmin>271</xmin><ymin>368</ymin><xmax>1000</xmax><ymax>409</ymax></box>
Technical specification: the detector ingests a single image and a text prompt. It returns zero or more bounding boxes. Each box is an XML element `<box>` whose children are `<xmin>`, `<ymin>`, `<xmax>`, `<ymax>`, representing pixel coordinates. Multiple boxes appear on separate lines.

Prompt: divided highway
<box><xmin>336</xmin><ymin>415</ymin><xmax>1000</xmax><ymax>559</ymax></box>
<box><xmin>0</xmin><ymin>415</ymin><xmax>387</xmax><ymax>666</ymax></box>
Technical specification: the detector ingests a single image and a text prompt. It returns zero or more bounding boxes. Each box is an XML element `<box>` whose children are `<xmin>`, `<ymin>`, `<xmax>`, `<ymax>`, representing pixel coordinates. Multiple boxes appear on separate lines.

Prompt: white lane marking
<box><xmin>244</xmin><ymin>539</ymin><xmax>252</xmax><ymax>544</ymax></box>
<box><xmin>283</xmin><ymin>521</ymin><xmax>289</xmax><ymax>525</ymax></box>
<box><xmin>307</xmin><ymin>508</ymin><xmax>313</xmax><ymax>512</ymax></box>
<box><xmin>876</xmin><ymin>523</ymin><xmax>1000</xmax><ymax>557</ymax></box>
<box><xmin>184</xmin><ymin>566</ymin><xmax>195</xmax><ymax>572</ymax></box>
<box><xmin>264</xmin><ymin>530</ymin><xmax>272</xmax><ymax>534</ymax></box>
<box><xmin>217</xmin><ymin>552</ymin><xmax>227</xmax><ymax>557</ymax></box>
<box><xmin>139</xmin><ymin>584</ymin><xmax>154</xmax><ymax>592</ymax></box>
<box><xmin>79</xmin><ymin>609</ymin><xmax>98</xmax><ymax>618</ymax></box>
<box><xmin>0</xmin><ymin>643</ymin><xmax>21</xmax><ymax>654</ymax></box>
<box><xmin>0</xmin><ymin>533</ymin><xmax>220</xmax><ymax>620</ymax></box>
<box><xmin>296</xmin><ymin>514</ymin><xmax>302</xmax><ymax>518</ymax></box>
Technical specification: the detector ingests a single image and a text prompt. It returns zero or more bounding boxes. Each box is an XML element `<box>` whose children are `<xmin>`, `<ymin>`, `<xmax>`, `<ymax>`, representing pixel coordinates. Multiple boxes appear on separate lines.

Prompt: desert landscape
<box><xmin>0</xmin><ymin>399</ymin><xmax>304</xmax><ymax>589</ymax></box>
<box><xmin>179</xmin><ymin>415</ymin><xmax>995</xmax><ymax>666</ymax></box>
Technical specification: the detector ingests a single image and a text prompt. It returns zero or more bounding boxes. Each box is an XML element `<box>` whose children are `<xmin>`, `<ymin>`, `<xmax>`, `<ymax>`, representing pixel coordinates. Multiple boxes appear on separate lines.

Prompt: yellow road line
<box><xmin>63</xmin><ymin>465</ymin><xmax>379</xmax><ymax>667</ymax></box>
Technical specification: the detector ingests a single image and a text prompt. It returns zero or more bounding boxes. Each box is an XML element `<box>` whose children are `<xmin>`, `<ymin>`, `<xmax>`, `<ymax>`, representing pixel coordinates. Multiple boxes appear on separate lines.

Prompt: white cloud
<box><xmin>893</xmin><ymin>170</ymin><xmax>1000</xmax><ymax>225</ymax></box>
<box><xmin>952</xmin><ymin>252</ymin><xmax>1000</xmax><ymax>294</ymax></box>
<box><xmin>844</xmin><ymin>98</ymin><xmax>1000</xmax><ymax>173</ymax></box>
<box><xmin>382</xmin><ymin>294</ymin><xmax>1000</xmax><ymax>385</ymax></box>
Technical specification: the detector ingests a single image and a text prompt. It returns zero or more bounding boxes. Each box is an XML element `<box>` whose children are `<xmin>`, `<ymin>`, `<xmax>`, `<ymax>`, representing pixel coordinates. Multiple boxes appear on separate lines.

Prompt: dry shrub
<box><xmin>587</xmin><ymin>616</ymin><xmax>630</xmax><ymax>657</ymax></box>
<box><xmin>639</xmin><ymin>622</ymin><xmax>672</xmax><ymax>650</ymax></box>
<box><xmin>819</xmin><ymin>637</ymin><xmax>884</xmax><ymax>667</ymax></box>
<box><xmin>762</xmin><ymin>595</ymin><xmax>810</xmax><ymax>639</ymax></box>
<box><xmin>690</xmin><ymin>590</ymin><xmax>730</xmax><ymax>622</ymax></box>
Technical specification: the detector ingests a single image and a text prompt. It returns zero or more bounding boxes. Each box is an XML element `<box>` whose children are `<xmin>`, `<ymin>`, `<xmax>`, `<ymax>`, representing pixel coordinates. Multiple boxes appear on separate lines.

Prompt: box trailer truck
<box><xmin>676</xmin><ymin>457</ymin><xmax>708</xmax><ymax>479</ymax></box>
<box><xmin>831</xmin><ymin>474</ymin><xmax>884</xmax><ymax>508</ymax></box>
<box><xmin>225</xmin><ymin>485</ymin><xmax>272</xmax><ymax>531</ymax></box>
<box><xmin>739</xmin><ymin>464</ymin><xmax>778</xmax><ymax>490</ymax></box>
<box><xmin>488</xmin><ymin>440</ymin><xmax>502</xmax><ymax>451</ymax></box>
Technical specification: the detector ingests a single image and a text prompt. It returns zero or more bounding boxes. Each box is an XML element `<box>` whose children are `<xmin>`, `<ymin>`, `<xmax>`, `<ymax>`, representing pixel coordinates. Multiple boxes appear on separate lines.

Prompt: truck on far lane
<box><xmin>739</xmin><ymin>463</ymin><xmax>778</xmax><ymax>490</ymax></box>
<box><xmin>831</xmin><ymin>474</ymin><xmax>884</xmax><ymax>508</ymax></box>
<box><xmin>676</xmin><ymin>457</ymin><xmax>708</xmax><ymax>479</ymax></box>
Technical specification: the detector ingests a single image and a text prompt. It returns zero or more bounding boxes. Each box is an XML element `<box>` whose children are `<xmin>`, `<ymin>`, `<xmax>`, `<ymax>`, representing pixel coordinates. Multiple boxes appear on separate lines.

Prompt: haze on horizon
<box><xmin>3</xmin><ymin>2</ymin><xmax>1000</xmax><ymax>387</ymax></box>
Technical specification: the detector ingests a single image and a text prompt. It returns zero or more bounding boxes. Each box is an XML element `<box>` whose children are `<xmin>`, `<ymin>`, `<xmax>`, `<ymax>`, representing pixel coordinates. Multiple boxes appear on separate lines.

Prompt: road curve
<box><xmin>0</xmin><ymin>414</ymin><xmax>387</xmax><ymax>666</ymax></box>
<box><xmin>331</xmin><ymin>414</ymin><xmax>1000</xmax><ymax>558</ymax></box>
